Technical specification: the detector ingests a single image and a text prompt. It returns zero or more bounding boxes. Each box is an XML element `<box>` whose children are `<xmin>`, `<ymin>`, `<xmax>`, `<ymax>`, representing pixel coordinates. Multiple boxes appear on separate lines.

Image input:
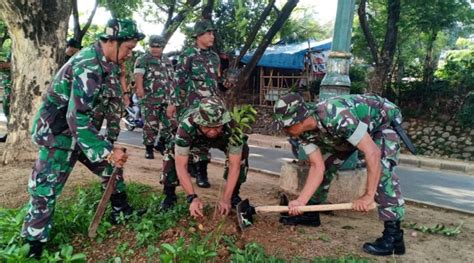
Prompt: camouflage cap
<box><xmin>149</xmin><ymin>35</ymin><xmax>166</xmax><ymax>47</ymax></box>
<box><xmin>272</xmin><ymin>93</ymin><xmax>310</xmax><ymax>129</ymax></box>
<box><xmin>99</xmin><ymin>18</ymin><xmax>145</xmax><ymax>41</ymax></box>
<box><xmin>193</xmin><ymin>97</ymin><xmax>231</xmax><ymax>127</ymax></box>
<box><xmin>193</xmin><ymin>19</ymin><xmax>216</xmax><ymax>37</ymax></box>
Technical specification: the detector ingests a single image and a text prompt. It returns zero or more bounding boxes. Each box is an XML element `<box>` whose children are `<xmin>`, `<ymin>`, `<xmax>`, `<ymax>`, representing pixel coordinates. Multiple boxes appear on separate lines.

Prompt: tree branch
<box><xmin>78</xmin><ymin>0</ymin><xmax>99</xmax><ymax>43</ymax></box>
<box><xmin>72</xmin><ymin>0</ymin><xmax>81</xmax><ymax>41</ymax></box>
<box><xmin>357</xmin><ymin>0</ymin><xmax>379</xmax><ymax>65</ymax></box>
<box><xmin>233</xmin><ymin>0</ymin><xmax>276</xmax><ymax>67</ymax></box>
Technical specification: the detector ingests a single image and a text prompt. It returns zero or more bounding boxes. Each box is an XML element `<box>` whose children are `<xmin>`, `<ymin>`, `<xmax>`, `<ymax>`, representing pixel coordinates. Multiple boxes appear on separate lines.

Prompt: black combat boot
<box><xmin>188</xmin><ymin>161</ymin><xmax>199</xmax><ymax>178</ymax></box>
<box><xmin>0</xmin><ymin>134</ymin><xmax>7</xmax><ymax>143</ymax></box>
<box><xmin>278</xmin><ymin>193</ymin><xmax>321</xmax><ymax>227</ymax></box>
<box><xmin>154</xmin><ymin>137</ymin><xmax>166</xmax><ymax>155</ymax></box>
<box><xmin>230</xmin><ymin>183</ymin><xmax>242</xmax><ymax>208</ymax></box>
<box><xmin>159</xmin><ymin>185</ymin><xmax>178</xmax><ymax>212</ymax></box>
<box><xmin>110</xmin><ymin>192</ymin><xmax>145</xmax><ymax>225</ymax></box>
<box><xmin>363</xmin><ymin>220</ymin><xmax>405</xmax><ymax>256</ymax></box>
<box><xmin>145</xmin><ymin>145</ymin><xmax>154</xmax><ymax>159</ymax></box>
<box><xmin>26</xmin><ymin>240</ymin><xmax>44</xmax><ymax>259</ymax></box>
<box><xmin>279</xmin><ymin>212</ymin><xmax>321</xmax><ymax>227</ymax></box>
<box><xmin>196</xmin><ymin>161</ymin><xmax>211</xmax><ymax>188</ymax></box>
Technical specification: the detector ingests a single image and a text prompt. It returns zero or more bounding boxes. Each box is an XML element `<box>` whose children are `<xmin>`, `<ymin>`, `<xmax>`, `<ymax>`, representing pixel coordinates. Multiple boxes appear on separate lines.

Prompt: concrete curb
<box><xmin>247</xmin><ymin>135</ymin><xmax>474</xmax><ymax>176</ymax></box>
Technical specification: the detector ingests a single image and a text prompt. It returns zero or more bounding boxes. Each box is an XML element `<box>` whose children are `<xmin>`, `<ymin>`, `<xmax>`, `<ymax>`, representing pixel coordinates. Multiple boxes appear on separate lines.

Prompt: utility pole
<box><xmin>319</xmin><ymin>0</ymin><xmax>355</xmax><ymax>101</ymax></box>
<box><xmin>320</xmin><ymin>0</ymin><xmax>358</xmax><ymax>169</ymax></box>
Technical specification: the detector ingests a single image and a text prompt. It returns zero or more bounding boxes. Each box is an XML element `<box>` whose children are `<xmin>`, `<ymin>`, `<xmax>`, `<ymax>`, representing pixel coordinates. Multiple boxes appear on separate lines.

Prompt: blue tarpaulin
<box><xmin>240</xmin><ymin>38</ymin><xmax>332</xmax><ymax>70</ymax></box>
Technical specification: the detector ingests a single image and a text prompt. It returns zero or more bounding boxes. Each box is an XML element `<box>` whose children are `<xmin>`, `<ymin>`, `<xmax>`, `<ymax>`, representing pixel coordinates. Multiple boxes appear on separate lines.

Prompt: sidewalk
<box><xmin>248</xmin><ymin>134</ymin><xmax>474</xmax><ymax>176</ymax></box>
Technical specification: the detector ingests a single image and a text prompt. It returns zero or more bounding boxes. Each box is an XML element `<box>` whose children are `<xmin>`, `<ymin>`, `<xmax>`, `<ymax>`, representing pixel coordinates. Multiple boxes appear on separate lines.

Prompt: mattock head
<box><xmin>236</xmin><ymin>199</ymin><xmax>256</xmax><ymax>231</ymax></box>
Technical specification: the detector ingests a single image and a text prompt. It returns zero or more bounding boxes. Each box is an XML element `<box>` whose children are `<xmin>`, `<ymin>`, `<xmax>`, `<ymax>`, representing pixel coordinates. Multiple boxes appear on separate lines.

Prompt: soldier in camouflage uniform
<box><xmin>167</xmin><ymin>19</ymin><xmax>234</xmax><ymax>188</ymax></box>
<box><xmin>273</xmin><ymin>93</ymin><xmax>406</xmax><ymax>256</ymax></box>
<box><xmin>0</xmin><ymin>52</ymin><xmax>11</xmax><ymax>142</ymax></box>
<box><xmin>134</xmin><ymin>35</ymin><xmax>176</xmax><ymax>159</ymax></box>
<box><xmin>21</xmin><ymin>18</ymin><xmax>145</xmax><ymax>259</ymax></box>
<box><xmin>160</xmin><ymin>97</ymin><xmax>248</xmax><ymax>215</ymax></box>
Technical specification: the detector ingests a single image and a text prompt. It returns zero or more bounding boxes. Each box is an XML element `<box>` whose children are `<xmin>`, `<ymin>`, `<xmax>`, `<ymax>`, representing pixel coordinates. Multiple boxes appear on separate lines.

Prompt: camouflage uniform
<box><xmin>160</xmin><ymin>98</ymin><xmax>248</xmax><ymax>210</ymax></box>
<box><xmin>1</xmin><ymin>52</ymin><xmax>11</xmax><ymax>121</ymax></box>
<box><xmin>168</xmin><ymin>20</ymin><xmax>224</xmax><ymax>182</ymax></box>
<box><xmin>21</xmin><ymin>19</ymin><xmax>145</xmax><ymax>243</ymax></box>
<box><xmin>273</xmin><ymin>93</ymin><xmax>405</xmax><ymax>222</ymax></box>
<box><xmin>134</xmin><ymin>35</ymin><xmax>176</xmax><ymax>147</ymax></box>
<box><xmin>91</xmin><ymin>72</ymin><xmax>124</xmax><ymax>143</ymax></box>
<box><xmin>161</xmin><ymin>103</ymin><xmax>248</xmax><ymax>187</ymax></box>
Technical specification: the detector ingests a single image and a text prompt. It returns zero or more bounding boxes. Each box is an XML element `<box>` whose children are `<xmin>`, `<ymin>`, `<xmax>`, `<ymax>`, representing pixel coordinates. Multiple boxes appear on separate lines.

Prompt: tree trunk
<box><xmin>72</xmin><ymin>0</ymin><xmax>98</xmax><ymax>44</ymax></box>
<box><xmin>358</xmin><ymin>0</ymin><xmax>400</xmax><ymax>95</ymax></box>
<box><xmin>0</xmin><ymin>0</ymin><xmax>71</xmax><ymax>164</ymax></box>
<box><xmin>422</xmin><ymin>30</ymin><xmax>437</xmax><ymax>87</ymax></box>
<box><xmin>237</xmin><ymin>0</ymin><xmax>299</xmax><ymax>91</ymax></box>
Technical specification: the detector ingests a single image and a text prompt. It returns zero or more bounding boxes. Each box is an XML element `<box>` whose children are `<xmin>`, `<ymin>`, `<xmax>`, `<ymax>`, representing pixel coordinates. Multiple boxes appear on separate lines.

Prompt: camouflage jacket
<box><xmin>174</xmin><ymin>109</ymin><xmax>244</xmax><ymax>156</ymax></box>
<box><xmin>169</xmin><ymin>46</ymin><xmax>221</xmax><ymax>107</ymax></box>
<box><xmin>134</xmin><ymin>52</ymin><xmax>175</xmax><ymax>105</ymax></box>
<box><xmin>299</xmin><ymin>95</ymin><xmax>401</xmax><ymax>156</ymax></box>
<box><xmin>31</xmin><ymin>42</ymin><xmax>121</xmax><ymax>162</ymax></box>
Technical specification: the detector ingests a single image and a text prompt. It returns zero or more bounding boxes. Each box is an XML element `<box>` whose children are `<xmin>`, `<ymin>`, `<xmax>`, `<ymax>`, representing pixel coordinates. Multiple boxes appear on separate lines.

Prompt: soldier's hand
<box><xmin>166</xmin><ymin>104</ymin><xmax>176</xmax><ymax>119</ymax></box>
<box><xmin>111</xmin><ymin>147</ymin><xmax>128</xmax><ymax>168</ymax></box>
<box><xmin>288</xmin><ymin>199</ymin><xmax>305</xmax><ymax>216</ymax></box>
<box><xmin>189</xmin><ymin>198</ymin><xmax>204</xmax><ymax>218</ymax></box>
<box><xmin>123</xmin><ymin>94</ymin><xmax>131</xmax><ymax>107</ymax></box>
<box><xmin>136</xmin><ymin>88</ymin><xmax>145</xmax><ymax>98</ymax></box>
<box><xmin>218</xmin><ymin>198</ymin><xmax>232</xmax><ymax>216</ymax></box>
<box><xmin>352</xmin><ymin>194</ymin><xmax>375</xmax><ymax>213</ymax></box>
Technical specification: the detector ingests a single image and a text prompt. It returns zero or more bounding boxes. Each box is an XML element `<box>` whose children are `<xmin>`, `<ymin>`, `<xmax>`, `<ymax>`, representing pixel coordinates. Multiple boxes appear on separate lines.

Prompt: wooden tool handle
<box><xmin>255</xmin><ymin>202</ymin><xmax>376</xmax><ymax>213</ymax></box>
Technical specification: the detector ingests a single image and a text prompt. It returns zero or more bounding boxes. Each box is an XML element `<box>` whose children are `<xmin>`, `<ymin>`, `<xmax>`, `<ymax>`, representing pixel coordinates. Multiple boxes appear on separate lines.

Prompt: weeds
<box><xmin>404</xmin><ymin>222</ymin><xmax>463</xmax><ymax>236</ymax></box>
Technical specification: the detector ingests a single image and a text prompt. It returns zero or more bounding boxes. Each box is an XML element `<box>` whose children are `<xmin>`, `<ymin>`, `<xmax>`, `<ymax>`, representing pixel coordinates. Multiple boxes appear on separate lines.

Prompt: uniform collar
<box><xmin>94</xmin><ymin>42</ymin><xmax>120</xmax><ymax>75</ymax></box>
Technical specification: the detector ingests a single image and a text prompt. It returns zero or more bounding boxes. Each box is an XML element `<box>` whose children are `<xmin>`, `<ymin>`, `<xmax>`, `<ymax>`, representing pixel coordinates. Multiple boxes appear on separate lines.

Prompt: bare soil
<box><xmin>1</xmin><ymin>143</ymin><xmax>473</xmax><ymax>262</ymax></box>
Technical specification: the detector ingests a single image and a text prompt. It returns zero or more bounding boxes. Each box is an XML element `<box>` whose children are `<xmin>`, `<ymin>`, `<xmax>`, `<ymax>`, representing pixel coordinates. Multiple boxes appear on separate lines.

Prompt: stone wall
<box><xmin>403</xmin><ymin>119</ymin><xmax>474</xmax><ymax>161</ymax></box>
<box><xmin>251</xmin><ymin>106</ymin><xmax>285</xmax><ymax>136</ymax></box>
<box><xmin>251</xmin><ymin>106</ymin><xmax>474</xmax><ymax>161</ymax></box>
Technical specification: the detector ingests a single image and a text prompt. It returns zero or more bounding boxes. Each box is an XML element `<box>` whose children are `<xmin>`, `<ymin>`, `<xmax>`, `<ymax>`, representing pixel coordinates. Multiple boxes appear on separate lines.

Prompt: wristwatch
<box><xmin>186</xmin><ymin>194</ymin><xmax>198</xmax><ymax>204</ymax></box>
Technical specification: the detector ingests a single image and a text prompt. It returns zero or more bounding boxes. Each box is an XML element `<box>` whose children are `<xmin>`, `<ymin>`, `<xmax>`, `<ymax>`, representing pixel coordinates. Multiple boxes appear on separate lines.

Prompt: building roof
<box><xmin>240</xmin><ymin>38</ymin><xmax>332</xmax><ymax>70</ymax></box>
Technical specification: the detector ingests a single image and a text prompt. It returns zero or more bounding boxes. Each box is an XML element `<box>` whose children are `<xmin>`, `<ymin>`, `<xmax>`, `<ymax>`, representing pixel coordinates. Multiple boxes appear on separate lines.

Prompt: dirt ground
<box><xmin>1</xmin><ymin>143</ymin><xmax>473</xmax><ymax>262</ymax></box>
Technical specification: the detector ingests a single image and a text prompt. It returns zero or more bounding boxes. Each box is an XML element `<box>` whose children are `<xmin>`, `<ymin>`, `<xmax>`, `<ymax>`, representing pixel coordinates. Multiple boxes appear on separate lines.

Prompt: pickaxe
<box><xmin>88</xmin><ymin>148</ymin><xmax>126</xmax><ymax>238</ymax></box>
<box><xmin>236</xmin><ymin>198</ymin><xmax>376</xmax><ymax>231</ymax></box>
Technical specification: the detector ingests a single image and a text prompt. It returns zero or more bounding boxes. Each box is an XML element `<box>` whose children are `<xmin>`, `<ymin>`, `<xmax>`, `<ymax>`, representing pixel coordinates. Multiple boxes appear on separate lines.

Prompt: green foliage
<box><xmin>349</xmin><ymin>64</ymin><xmax>369</xmax><ymax>94</ymax></box>
<box><xmin>214</xmin><ymin>0</ymin><xmax>277</xmax><ymax>52</ymax></box>
<box><xmin>159</xmin><ymin>235</ymin><xmax>218</xmax><ymax>262</ymax></box>
<box><xmin>404</xmin><ymin>222</ymin><xmax>463</xmax><ymax>237</ymax></box>
<box><xmin>276</xmin><ymin>10</ymin><xmax>331</xmax><ymax>44</ymax></box>
<box><xmin>225</xmin><ymin>238</ymin><xmax>285</xmax><ymax>263</ymax></box>
<box><xmin>98</xmin><ymin>0</ymin><xmax>142</xmax><ymax>18</ymax></box>
<box><xmin>0</xmin><ymin>182</ymin><xmax>188</xmax><ymax>261</ymax></box>
<box><xmin>229</xmin><ymin>104</ymin><xmax>257</xmax><ymax>146</ymax></box>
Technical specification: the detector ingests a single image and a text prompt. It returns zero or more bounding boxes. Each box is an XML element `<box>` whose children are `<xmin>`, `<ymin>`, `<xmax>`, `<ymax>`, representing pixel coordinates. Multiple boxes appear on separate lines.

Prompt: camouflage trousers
<box><xmin>142</xmin><ymin>103</ymin><xmax>175</xmax><ymax>146</ymax></box>
<box><xmin>21</xmin><ymin>146</ymin><xmax>126</xmax><ymax>242</ymax></box>
<box><xmin>93</xmin><ymin>96</ymin><xmax>123</xmax><ymax>142</ymax></box>
<box><xmin>161</xmin><ymin>142</ymin><xmax>249</xmax><ymax>187</ymax></box>
<box><xmin>308</xmin><ymin>127</ymin><xmax>405</xmax><ymax>221</ymax></box>
<box><xmin>2</xmin><ymin>86</ymin><xmax>11</xmax><ymax>121</ymax></box>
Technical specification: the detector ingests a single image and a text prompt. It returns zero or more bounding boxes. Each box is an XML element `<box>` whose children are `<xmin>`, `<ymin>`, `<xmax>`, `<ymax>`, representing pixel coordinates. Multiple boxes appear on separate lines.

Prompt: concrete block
<box><xmin>399</xmin><ymin>156</ymin><xmax>419</xmax><ymax>167</ymax></box>
<box><xmin>466</xmin><ymin>164</ymin><xmax>474</xmax><ymax>176</ymax></box>
<box><xmin>279</xmin><ymin>161</ymin><xmax>367</xmax><ymax>203</ymax></box>
<box><xmin>440</xmin><ymin>162</ymin><xmax>467</xmax><ymax>173</ymax></box>
<box><xmin>419</xmin><ymin>159</ymin><xmax>441</xmax><ymax>169</ymax></box>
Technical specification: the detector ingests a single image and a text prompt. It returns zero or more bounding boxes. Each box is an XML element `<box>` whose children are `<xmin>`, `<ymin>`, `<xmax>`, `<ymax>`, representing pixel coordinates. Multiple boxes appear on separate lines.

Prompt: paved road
<box><xmin>117</xmin><ymin>129</ymin><xmax>474</xmax><ymax>213</ymax></box>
